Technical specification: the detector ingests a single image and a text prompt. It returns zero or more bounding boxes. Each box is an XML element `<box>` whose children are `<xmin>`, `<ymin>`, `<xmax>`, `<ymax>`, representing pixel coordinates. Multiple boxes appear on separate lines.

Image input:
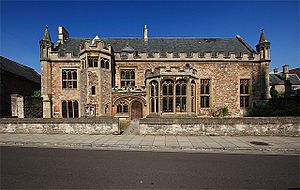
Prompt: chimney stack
<box><xmin>143</xmin><ymin>25</ymin><xmax>148</xmax><ymax>42</ymax></box>
<box><xmin>273</xmin><ymin>67</ymin><xmax>278</xmax><ymax>74</ymax></box>
<box><xmin>282</xmin><ymin>64</ymin><xmax>289</xmax><ymax>80</ymax></box>
<box><xmin>57</xmin><ymin>26</ymin><xmax>70</xmax><ymax>44</ymax></box>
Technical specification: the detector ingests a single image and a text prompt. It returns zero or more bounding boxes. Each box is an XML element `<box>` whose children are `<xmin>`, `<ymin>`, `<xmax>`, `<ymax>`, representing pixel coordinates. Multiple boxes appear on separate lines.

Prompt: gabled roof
<box><xmin>270</xmin><ymin>73</ymin><xmax>300</xmax><ymax>85</ymax></box>
<box><xmin>55</xmin><ymin>36</ymin><xmax>255</xmax><ymax>55</ymax></box>
<box><xmin>0</xmin><ymin>56</ymin><xmax>40</xmax><ymax>84</ymax></box>
<box><xmin>289</xmin><ymin>68</ymin><xmax>300</xmax><ymax>77</ymax></box>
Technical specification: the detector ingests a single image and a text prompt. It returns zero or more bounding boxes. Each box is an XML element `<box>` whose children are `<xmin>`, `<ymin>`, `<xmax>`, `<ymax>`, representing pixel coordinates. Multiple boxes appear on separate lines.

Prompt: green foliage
<box><xmin>119</xmin><ymin>122</ymin><xmax>127</xmax><ymax>130</ymax></box>
<box><xmin>270</xmin><ymin>85</ymin><xmax>279</xmax><ymax>99</ymax></box>
<box><xmin>210</xmin><ymin>106</ymin><xmax>229</xmax><ymax>117</ymax></box>
<box><xmin>252</xmin><ymin>97</ymin><xmax>300</xmax><ymax>116</ymax></box>
<box><xmin>32</xmin><ymin>90</ymin><xmax>41</xmax><ymax>97</ymax></box>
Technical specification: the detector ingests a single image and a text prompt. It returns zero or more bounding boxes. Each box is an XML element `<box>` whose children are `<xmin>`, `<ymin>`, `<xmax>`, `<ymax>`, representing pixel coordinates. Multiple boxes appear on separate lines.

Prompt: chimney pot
<box><xmin>282</xmin><ymin>64</ymin><xmax>289</xmax><ymax>80</ymax></box>
<box><xmin>273</xmin><ymin>67</ymin><xmax>278</xmax><ymax>74</ymax></box>
<box><xmin>143</xmin><ymin>25</ymin><xmax>148</xmax><ymax>42</ymax></box>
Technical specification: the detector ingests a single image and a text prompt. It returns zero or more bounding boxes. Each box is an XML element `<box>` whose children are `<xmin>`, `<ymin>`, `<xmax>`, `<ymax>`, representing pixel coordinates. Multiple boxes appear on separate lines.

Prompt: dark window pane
<box><xmin>125</xmin><ymin>71</ymin><xmax>130</xmax><ymax>79</ymax></box>
<box><xmin>73</xmin><ymin>81</ymin><xmax>77</xmax><ymax>88</ymax></box>
<box><xmin>72</xmin><ymin>71</ymin><xmax>77</xmax><ymax>80</ymax></box>
<box><xmin>151</xmin><ymin>86</ymin><xmax>154</xmax><ymax>96</ymax></box>
<box><xmin>62</xmin><ymin>71</ymin><xmax>67</xmax><ymax>79</ymax></box>
<box><xmin>68</xmin><ymin>101</ymin><xmax>73</xmax><ymax>118</ymax></box>
<box><xmin>105</xmin><ymin>62</ymin><xmax>109</xmax><ymax>69</ymax></box>
<box><xmin>169</xmin><ymin>97</ymin><xmax>173</xmax><ymax>112</ymax></box>
<box><xmin>168</xmin><ymin>85</ymin><xmax>173</xmax><ymax>95</ymax></box>
<box><xmin>176</xmin><ymin>85</ymin><xmax>180</xmax><ymax>95</ymax></box>
<box><xmin>163</xmin><ymin>85</ymin><xmax>167</xmax><ymax>95</ymax></box>
<box><xmin>101</xmin><ymin>60</ymin><xmax>105</xmax><ymax>68</ymax></box>
<box><xmin>123</xmin><ymin>104</ymin><xmax>128</xmax><ymax>112</ymax></box>
<box><xmin>121</xmin><ymin>81</ymin><xmax>125</xmax><ymax>87</ymax></box>
<box><xmin>182</xmin><ymin>85</ymin><xmax>186</xmax><ymax>95</ymax></box>
<box><xmin>117</xmin><ymin>105</ymin><xmax>122</xmax><ymax>113</ymax></box>
<box><xmin>68</xmin><ymin>71</ymin><xmax>72</xmax><ymax>79</ymax></box>
<box><xmin>92</xmin><ymin>86</ymin><xmax>96</xmax><ymax>95</ymax></box>
<box><xmin>201</xmin><ymin>85</ymin><xmax>205</xmax><ymax>94</ymax></box>
<box><xmin>245</xmin><ymin>96</ymin><xmax>249</xmax><ymax>107</ymax></box>
<box><xmin>201</xmin><ymin>97</ymin><xmax>204</xmax><ymax>108</ymax></box>
<box><xmin>74</xmin><ymin>101</ymin><xmax>79</xmax><ymax>118</ymax></box>
<box><xmin>62</xmin><ymin>81</ymin><xmax>67</xmax><ymax>88</ymax></box>
<box><xmin>131</xmin><ymin>71</ymin><xmax>135</xmax><ymax>79</ymax></box>
<box><xmin>205</xmin><ymin>97</ymin><xmax>210</xmax><ymax>108</ymax></box>
<box><xmin>176</xmin><ymin>97</ymin><xmax>181</xmax><ymax>109</ymax></box>
<box><xmin>205</xmin><ymin>85</ymin><xmax>209</xmax><ymax>94</ymax></box>
<box><xmin>182</xmin><ymin>97</ymin><xmax>186</xmax><ymax>111</ymax></box>
<box><xmin>163</xmin><ymin>97</ymin><xmax>167</xmax><ymax>112</ymax></box>
<box><xmin>62</xmin><ymin>101</ymin><xmax>67</xmax><ymax>118</ymax></box>
<box><xmin>151</xmin><ymin>98</ymin><xmax>154</xmax><ymax>112</ymax></box>
<box><xmin>155</xmin><ymin>98</ymin><xmax>159</xmax><ymax>113</ymax></box>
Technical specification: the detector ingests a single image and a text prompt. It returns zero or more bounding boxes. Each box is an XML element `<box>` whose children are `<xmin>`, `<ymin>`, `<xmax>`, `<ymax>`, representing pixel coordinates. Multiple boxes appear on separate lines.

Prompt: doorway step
<box><xmin>122</xmin><ymin>119</ymin><xmax>139</xmax><ymax>135</ymax></box>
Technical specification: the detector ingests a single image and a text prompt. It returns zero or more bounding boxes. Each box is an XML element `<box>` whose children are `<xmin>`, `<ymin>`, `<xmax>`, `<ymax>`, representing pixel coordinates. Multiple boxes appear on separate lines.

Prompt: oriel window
<box><xmin>62</xmin><ymin>69</ymin><xmax>77</xmax><ymax>89</ymax></box>
<box><xmin>88</xmin><ymin>56</ymin><xmax>98</xmax><ymax>67</ymax></box>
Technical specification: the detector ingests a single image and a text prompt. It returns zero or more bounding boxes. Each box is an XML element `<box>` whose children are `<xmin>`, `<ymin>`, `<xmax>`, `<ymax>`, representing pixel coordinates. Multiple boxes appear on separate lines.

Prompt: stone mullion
<box><xmin>187</xmin><ymin>79</ymin><xmax>191</xmax><ymax>114</ymax></box>
<box><xmin>157</xmin><ymin>78</ymin><xmax>161</xmax><ymax>114</ymax></box>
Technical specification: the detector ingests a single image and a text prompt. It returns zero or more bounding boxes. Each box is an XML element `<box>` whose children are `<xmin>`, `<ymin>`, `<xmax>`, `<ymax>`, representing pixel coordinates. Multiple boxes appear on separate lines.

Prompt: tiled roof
<box><xmin>0</xmin><ymin>56</ymin><xmax>41</xmax><ymax>84</ymax></box>
<box><xmin>56</xmin><ymin>37</ymin><xmax>254</xmax><ymax>55</ymax></box>
<box><xmin>270</xmin><ymin>73</ymin><xmax>300</xmax><ymax>85</ymax></box>
<box><xmin>289</xmin><ymin>68</ymin><xmax>300</xmax><ymax>77</ymax></box>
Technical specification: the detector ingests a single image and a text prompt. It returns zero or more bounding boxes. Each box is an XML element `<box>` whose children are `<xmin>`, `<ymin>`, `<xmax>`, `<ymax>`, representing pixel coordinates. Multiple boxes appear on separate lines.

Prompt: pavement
<box><xmin>0</xmin><ymin>134</ymin><xmax>299</xmax><ymax>155</ymax></box>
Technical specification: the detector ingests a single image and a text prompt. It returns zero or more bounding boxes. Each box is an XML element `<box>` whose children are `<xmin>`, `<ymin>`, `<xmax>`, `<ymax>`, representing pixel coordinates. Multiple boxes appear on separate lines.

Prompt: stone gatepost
<box><xmin>11</xmin><ymin>94</ymin><xmax>24</xmax><ymax>118</ymax></box>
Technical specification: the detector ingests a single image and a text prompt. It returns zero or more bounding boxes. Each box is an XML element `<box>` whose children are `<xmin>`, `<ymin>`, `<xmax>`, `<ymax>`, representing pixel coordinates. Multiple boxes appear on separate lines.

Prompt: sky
<box><xmin>0</xmin><ymin>0</ymin><xmax>299</xmax><ymax>73</ymax></box>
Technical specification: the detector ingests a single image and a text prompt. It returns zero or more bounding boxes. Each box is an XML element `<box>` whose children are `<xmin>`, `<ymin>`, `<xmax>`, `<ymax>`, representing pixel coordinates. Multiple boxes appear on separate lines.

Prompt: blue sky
<box><xmin>1</xmin><ymin>1</ymin><xmax>299</xmax><ymax>73</ymax></box>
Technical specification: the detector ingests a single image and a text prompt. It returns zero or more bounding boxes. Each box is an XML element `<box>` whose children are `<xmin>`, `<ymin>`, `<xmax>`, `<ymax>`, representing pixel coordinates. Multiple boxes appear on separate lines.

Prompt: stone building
<box><xmin>0</xmin><ymin>56</ymin><xmax>41</xmax><ymax>117</ymax></box>
<box><xmin>40</xmin><ymin>26</ymin><xmax>271</xmax><ymax>120</ymax></box>
<box><xmin>270</xmin><ymin>65</ymin><xmax>300</xmax><ymax>97</ymax></box>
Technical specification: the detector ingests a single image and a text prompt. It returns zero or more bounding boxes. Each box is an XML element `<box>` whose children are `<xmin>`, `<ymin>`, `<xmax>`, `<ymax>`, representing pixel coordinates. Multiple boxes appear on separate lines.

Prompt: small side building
<box><xmin>270</xmin><ymin>65</ymin><xmax>300</xmax><ymax>97</ymax></box>
<box><xmin>0</xmin><ymin>56</ymin><xmax>41</xmax><ymax>117</ymax></box>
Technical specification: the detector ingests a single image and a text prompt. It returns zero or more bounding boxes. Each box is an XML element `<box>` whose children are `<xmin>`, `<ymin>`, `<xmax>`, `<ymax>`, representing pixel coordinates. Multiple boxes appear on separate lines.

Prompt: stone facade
<box><xmin>139</xmin><ymin>117</ymin><xmax>300</xmax><ymax>136</ymax></box>
<box><xmin>40</xmin><ymin>26</ymin><xmax>271</xmax><ymax>121</ymax></box>
<box><xmin>0</xmin><ymin>117</ymin><xmax>119</xmax><ymax>135</ymax></box>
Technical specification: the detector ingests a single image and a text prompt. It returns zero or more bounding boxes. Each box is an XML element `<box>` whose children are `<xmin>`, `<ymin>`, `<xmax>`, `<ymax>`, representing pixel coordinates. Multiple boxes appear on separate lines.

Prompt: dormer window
<box><xmin>120</xmin><ymin>52</ymin><xmax>128</xmax><ymax>57</ymax></box>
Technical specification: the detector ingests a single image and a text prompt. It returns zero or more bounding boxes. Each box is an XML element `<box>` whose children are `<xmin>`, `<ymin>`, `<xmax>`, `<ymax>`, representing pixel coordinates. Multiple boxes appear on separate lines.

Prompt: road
<box><xmin>1</xmin><ymin>146</ymin><xmax>299</xmax><ymax>189</ymax></box>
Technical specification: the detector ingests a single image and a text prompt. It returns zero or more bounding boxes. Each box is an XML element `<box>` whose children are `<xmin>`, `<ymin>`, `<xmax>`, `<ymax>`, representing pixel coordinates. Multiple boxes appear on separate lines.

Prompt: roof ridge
<box><xmin>0</xmin><ymin>56</ymin><xmax>34</xmax><ymax>71</ymax></box>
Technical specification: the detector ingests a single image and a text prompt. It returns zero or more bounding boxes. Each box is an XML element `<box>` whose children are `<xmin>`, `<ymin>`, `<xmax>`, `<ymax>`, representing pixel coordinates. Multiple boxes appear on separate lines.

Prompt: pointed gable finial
<box><xmin>42</xmin><ymin>25</ymin><xmax>51</xmax><ymax>42</ymax></box>
<box><xmin>259</xmin><ymin>28</ymin><xmax>268</xmax><ymax>43</ymax></box>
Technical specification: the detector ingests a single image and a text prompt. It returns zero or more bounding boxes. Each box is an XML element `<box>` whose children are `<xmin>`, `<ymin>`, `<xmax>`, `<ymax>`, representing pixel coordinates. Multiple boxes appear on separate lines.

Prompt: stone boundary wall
<box><xmin>139</xmin><ymin>117</ymin><xmax>300</xmax><ymax>136</ymax></box>
<box><xmin>0</xmin><ymin>117</ymin><xmax>119</xmax><ymax>135</ymax></box>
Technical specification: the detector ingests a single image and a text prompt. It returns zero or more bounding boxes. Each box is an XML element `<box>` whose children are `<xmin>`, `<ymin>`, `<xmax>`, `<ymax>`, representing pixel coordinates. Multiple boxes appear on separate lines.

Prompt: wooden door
<box><xmin>131</xmin><ymin>101</ymin><xmax>142</xmax><ymax>120</ymax></box>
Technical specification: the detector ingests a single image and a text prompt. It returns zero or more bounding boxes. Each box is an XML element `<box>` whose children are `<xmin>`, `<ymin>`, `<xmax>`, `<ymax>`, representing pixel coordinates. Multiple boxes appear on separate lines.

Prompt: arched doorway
<box><xmin>131</xmin><ymin>101</ymin><xmax>143</xmax><ymax>120</ymax></box>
